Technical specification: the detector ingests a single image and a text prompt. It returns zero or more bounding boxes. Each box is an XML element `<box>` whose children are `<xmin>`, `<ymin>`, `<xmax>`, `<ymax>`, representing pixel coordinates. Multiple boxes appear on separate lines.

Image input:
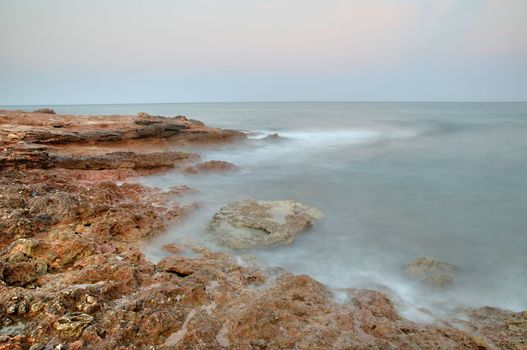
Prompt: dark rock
<box><xmin>33</xmin><ymin>109</ymin><xmax>56</xmax><ymax>114</ymax></box>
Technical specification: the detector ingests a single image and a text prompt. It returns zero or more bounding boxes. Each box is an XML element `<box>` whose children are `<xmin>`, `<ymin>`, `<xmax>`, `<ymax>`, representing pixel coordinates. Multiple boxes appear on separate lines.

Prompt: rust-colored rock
<box><xmin>162</xmin><ymin>243</ymin><xmax>186</xmax><ymax>254</ymax></box>
<box><xmin>183</xmin><ymin>160</ymin><xmax>239</xmax><ymax>175</ymax></box>
<box><xmin>0</xmin><ymin>109</ymin><xmax>246</xmax><ymax>146</ymax></box>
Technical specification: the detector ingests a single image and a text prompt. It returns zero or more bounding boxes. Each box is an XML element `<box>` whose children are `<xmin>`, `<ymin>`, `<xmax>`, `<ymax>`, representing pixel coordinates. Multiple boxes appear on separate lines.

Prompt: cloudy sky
<box><xmin>1</xmin><ymin>0</ymin><xmax>526</xmax><ymax>104</ymax></box>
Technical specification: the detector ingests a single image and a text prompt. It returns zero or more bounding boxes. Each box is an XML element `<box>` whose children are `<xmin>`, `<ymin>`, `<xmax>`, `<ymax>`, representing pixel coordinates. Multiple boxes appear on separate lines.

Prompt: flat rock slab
<box><xmin>208</xmin><ymin>199</ymin><xmax>323</xmax><ymax>249</ymax></box>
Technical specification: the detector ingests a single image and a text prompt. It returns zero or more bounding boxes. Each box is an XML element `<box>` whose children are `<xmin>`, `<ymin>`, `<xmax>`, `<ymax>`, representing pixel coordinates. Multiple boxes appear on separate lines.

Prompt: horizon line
<box><xmin>1</xmin><ymin>100</ymin><xmax>527</xmax><ymax>107</ymax></box>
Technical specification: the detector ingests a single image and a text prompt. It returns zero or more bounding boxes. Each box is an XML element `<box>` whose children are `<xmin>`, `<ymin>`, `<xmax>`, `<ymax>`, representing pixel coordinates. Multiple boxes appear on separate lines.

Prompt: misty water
<box><xmin>11</xmin><ymin>102</ymin><xmax>527</xmax><ymax>321</ymax></box>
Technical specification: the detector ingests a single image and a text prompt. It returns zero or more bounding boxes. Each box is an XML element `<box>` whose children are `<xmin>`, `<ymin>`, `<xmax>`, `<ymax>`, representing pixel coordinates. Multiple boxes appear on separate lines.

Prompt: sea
<box><xmin>4</xmin><ymin>102</ymin><xmax>527</xmax><ymax>321</ymax></box>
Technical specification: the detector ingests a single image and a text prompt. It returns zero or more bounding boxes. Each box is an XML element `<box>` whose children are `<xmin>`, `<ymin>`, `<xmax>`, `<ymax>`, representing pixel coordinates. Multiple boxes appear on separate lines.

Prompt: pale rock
<box><xmin>208</xmin><ymin>199</ymin><xmax>323</xmax><ymax>248</ymax></box>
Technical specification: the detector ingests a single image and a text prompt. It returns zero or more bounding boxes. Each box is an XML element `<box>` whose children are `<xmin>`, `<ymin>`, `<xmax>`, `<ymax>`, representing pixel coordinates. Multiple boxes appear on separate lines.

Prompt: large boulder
<box><xmin>207</xmin><ymin>199</ymin><xmax>323</xmax><ymax>249</ymax></box>
<box><xmin>405</xmin><ymin>257</ymin><xmax>459</xmax><ymax>287</ymax></box>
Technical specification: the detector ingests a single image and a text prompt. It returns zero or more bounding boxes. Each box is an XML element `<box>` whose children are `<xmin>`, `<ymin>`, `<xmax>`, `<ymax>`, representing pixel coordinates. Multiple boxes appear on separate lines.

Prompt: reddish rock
<box><xmin>183</xmin><ymin>160</ymin><xmax>239</xmax><ymax>175</ymax></box>
<box><xmin>0</xmin><ymin>109</ymin><xmax>246</xmax><ymax>146</ymax></box>
<box><xmin>162</xmin><ymin>243</ymin><xmax>186</xmax><ymax>254</ymax></box>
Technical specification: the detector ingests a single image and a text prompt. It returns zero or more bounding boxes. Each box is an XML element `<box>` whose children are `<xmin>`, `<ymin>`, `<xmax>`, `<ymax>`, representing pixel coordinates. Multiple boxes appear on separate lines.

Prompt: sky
<box><xmin>0</xmin><ymin>0</ymin><xmax>526</xmax><ymax>104</ymax></box>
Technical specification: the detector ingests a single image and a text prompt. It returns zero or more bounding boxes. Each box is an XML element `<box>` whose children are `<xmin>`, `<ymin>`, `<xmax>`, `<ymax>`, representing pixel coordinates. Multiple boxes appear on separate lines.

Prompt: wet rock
<box><xmin>405</xmin><ymin>257</ymin><xmax>459</xmax><ymax>287</ymax></box>
<box><xmin>183</xmin><ymin>160</ymin><xmax>239</xmax><ymax>175</ymax></box>
<box><xmin>33</xmin><ymin>108</ymin><xmax>56</xmax><ymax>114</ymax></box>
<box><xmin>53</xmin><ymin>312</ymin><xmax>93</xmax><ymax>339</ymax></box>
<box><xmin>55</xmin><ymin>151</ymin><xmax>197</xmax><ymax>170</ymax></box>
<box><xmin>262</xmin><ymin>133</ymin><xmax>283</xmax><ymax>141</ymax></box>
<box><xmin>162</xmin><ymin>243</ymin><xmax>185</xmax><ymax>254</ymax></box>
<box><xmin>208</xmin><ymin>199</ymin><xmax>323</xmax><ymax>248</ymax></box>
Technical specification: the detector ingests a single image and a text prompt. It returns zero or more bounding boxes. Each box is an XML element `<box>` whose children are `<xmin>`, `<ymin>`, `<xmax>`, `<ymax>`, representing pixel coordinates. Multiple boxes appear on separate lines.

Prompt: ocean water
<box><xmin>6</xmin><ymin>102</ymin><xmax>527</xmax><ymax>320</ymax></box>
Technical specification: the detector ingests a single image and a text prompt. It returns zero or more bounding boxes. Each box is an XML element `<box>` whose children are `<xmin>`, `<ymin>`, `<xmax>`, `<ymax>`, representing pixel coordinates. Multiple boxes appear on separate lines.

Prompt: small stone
<box><xmin>136</xmin><ymin>112</ymin><xmax>150</xmax><ymax>118</ymax></box>
<box><xmin>472</xmin><ymin>335</ymin><xmax>490</xmax><ymax>349</ymax></box>
<box><xmin>18</xmin><ymin>302</ymin><xmax>29</xmax><ymax>314</ymax></box>
<box><xmin>162</xmin><ymin>243</ymin><xmax>185</xmax><ymax>254</ymax></box>
<box><xmin>7</xmin><ymin>134</ymin><xmax>20</xmax><ymax>141</ymax></box>
<box><xmin>30</xmin><ymin>302</ymin><xmax>44</xmax><ymax>314</ymax></box>
<box><xmin>53</xmin><ymin>312</ymin><xmax>93</xmax><ymax>339</ymax></box>
<box><xmin>29</xmin><ymin>344</ymin><xmax>45</xmax><ymax>350</ymax></box>
<box><xmin>6</xmin><ymin>304</ymin><xmax>18</xmax><ymax>315</ymax></box>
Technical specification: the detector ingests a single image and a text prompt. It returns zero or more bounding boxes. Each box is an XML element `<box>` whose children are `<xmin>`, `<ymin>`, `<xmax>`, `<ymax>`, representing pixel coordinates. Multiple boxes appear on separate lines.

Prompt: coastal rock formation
<box><xmin>55</xmin><ymin>151</ymin><xmax>198</xmax><ymax>171</ymax></box>
<box><xmin>0</xmin><ymin>109</ymin><xmax>245</xmax><ymax>146</ymax></box>
<box><xmin>32</xmin><ymin>108</ymin><xmax>56</xmax><ymax>114</ymax></box>
<box><xmin>208</xmin><ymin>199</ymin><xmax>323</xmax><ymax>248</ymax></box>
<box><xmin>405</xmin><ymin>257</ymin><xmax>459</xmax><ymax>287</ymax></box>
<box><xmin>0</xmin><ymin>147</ymin><xmax>198</xmax><ymax>171</ymax></box>
<box><xmin>183</xmin><ymin>160</ymin><xmax>239</xmax><ymax>175</ymax></box>
<box><xmin>262</xmin><ymin>132</ymin><xmax>283</xmax><ymax>141</ymax></box>
<box><xmin>0</xmin><ymin>110</ymin><xmax>525</xmax><ymax>349</ymax></box>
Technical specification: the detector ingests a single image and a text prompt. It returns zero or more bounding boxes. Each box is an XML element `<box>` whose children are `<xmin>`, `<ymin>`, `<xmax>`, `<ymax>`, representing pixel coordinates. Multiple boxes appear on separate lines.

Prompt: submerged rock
<box><xmin>183</xmin><ymin>160</ymin><xmax>239</xmax><ymax>175</ymax></box>
<box><xmin>162</xmin><ymin>243</ymin><xmax>186</xmax><ymax>254</ymax></box>
<box><xmin>262</xmin><ymin>133</ymin><xmax>284</xmax><ymax>141</ymax></box>
<box><xmin>405</xmin><ymin>257</ymin><xmax>459</xmax><ymax>287</ymax></box>
<box><xmin>208</xmin><ymin>199</ymin><xmax>323</xmax><ymax>249</ymax></box>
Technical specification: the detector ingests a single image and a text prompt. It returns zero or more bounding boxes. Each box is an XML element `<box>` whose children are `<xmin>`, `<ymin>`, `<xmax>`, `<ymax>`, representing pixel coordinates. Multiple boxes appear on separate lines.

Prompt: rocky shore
<box><xmin>0</xmin><ymin>109</ymin><xmax>525</xmax><ymax>349</ymax></box>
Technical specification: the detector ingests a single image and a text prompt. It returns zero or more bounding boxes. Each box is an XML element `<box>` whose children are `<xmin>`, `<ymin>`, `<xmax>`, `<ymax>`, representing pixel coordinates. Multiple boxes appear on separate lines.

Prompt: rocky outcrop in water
<box><xmin>0</xmin><ymin>110</ymin><xmax>245</xmax><ymax>146</ymax></box>
<box><xmin>183</xmin><ymin>160</ymin><xmax>239</xmax><ymax>175</ymax></box>
<box><xmin>0</xmin><ymin>147</ymin><xmax>198</xmax><ymax>171</ymax></box>
<box><xmin>405</xmin><ymin>257</ymin><xmax>459</xmax><ymax>287</ymax></box>
<box><xmin>0</xmin><ymin>110</ymin><xmax>524</xmax><ymax>349</ymax></box>
<box><xmin>208</xmin><ymin>199</ymin><xmax>323</xmax><ymax>248</ymax></box>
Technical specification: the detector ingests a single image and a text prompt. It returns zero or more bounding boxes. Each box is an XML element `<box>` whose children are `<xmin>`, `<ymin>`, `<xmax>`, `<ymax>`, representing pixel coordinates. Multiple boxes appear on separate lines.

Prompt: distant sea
<box><xmin>4</xmin><ymin>102</ymin><xmax>527</xmax><ymax>320</ymax></box>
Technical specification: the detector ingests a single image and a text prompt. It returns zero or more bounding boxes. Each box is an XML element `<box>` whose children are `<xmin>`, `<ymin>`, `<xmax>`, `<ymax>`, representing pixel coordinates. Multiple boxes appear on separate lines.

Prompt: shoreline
<box><xmin>0</xmin><ymin>109</ymin><xmax>524</xmax><ymax>349</ymax></box>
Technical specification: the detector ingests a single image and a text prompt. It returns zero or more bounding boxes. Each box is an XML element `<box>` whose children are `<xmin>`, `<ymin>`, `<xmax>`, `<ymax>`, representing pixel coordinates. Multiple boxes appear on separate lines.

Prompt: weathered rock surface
<box><xmin>208</xmin><ymin>199</ymin><xmax>323</xmax><ymax>248</ymax></box>
<box><xmin>55</xmin><ymin>151</ymin><xmax>198</xmax><ymax>170</ymax></box>
<box><xmin>405</xmin><ymin>257</ymin><xmax>459</xmax><ymax>287</ymax></box>
<box><xmin>0</xmin><ymin>110</ymin><xmax>245</xmax><ymax>146</ymax></box>
<box><xmin>0</xmin><ymin>110</ymin><xmax>524</xmax><ymax>349</ymax></box>
<box><xmin>53</xmin><ymin>312</ymin><xmax>94</xmax><ymax>339</ymax></box>
<box><xmin>0</xmin><ymin>147</ymin><xmax>197</xmax><ymax>171</ymax></box>
<box><xmin>183</xmin><ymin>160</ymin><xmax>239</xmax><ymax>175</ymax></box>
